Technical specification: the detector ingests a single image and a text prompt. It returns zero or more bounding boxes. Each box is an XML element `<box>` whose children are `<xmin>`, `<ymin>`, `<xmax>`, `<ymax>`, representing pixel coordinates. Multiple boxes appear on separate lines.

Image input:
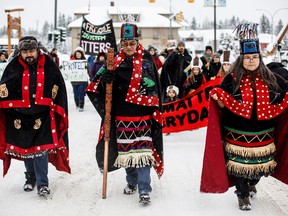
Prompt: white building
<box><xmin>68</xmin><ymin>4</ymin><xmax>189</xmax><ymax>53</ymax></box>
<box><xmin>0</xmin><ymin>37</ymin><xmax>19</xmax><ymax>51</ymax></box>
<box><xmin>178</xmin><ymin>29</ymin><xmax>276</xmax><ymax>57</ymax></box>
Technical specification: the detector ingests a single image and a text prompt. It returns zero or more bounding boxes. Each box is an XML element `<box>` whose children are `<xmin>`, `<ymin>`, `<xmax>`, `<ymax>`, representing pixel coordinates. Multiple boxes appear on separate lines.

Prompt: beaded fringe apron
<box><xmin>114</xmin><ymin>115</ymin><xmax>154</xmax><ymax>168</ymax></box>
<box><xmin>223</xmin><ymin>126</ymin><xmax>277</xmax><ymax>179</ymax></box>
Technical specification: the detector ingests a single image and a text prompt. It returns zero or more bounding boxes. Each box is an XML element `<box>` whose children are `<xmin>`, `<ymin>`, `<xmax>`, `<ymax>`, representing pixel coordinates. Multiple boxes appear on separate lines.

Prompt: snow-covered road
<box><xmin>0</xmin><ymin>82</ymin><xmax>287</xmax><ymax>216</ymax></box>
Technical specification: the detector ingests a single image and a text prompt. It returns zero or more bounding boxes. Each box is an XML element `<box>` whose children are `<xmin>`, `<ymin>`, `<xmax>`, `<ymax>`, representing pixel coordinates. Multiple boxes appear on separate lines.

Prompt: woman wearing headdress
<box><xmin>183</xmin><ymin>56</ymin><xmax>206</xmax><ymax>96</ymax></box>
<box><xmin>200</xmin><ymin>23</ymin><xmax>288</xmax><ymax>211</ymax></box>
<box><xmin>216</xmin><ymin>50</ymin><xmax>234</xmax><ymax>78</ymax></box>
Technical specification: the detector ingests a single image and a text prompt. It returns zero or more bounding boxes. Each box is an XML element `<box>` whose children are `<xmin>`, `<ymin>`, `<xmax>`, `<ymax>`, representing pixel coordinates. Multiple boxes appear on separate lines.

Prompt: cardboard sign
<box><xmin>61</xmin><ymin>60</ymin><xmax>88</xmax><ymax>81</ymax></box>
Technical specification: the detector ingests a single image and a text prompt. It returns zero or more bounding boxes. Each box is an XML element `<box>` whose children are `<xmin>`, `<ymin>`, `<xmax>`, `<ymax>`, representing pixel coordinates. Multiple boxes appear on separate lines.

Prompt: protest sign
<box><xmin>80</xmin><ymin>18</ymin><xmax>117</xmax><ymax>55</ymax></box>
<box><xmin>0</xmin><ymin>63</ymin><xmax>8</xmax><ymax>80</ymax></box>
<box><xmin>61</xmin><ymin>60</ymin><xmax>88</xmax><ymax>81</ymax></box>
<box><xmin>162</xmin><ymin>78</ymin><xmax>222</xmax><ymax>133</ymax></box>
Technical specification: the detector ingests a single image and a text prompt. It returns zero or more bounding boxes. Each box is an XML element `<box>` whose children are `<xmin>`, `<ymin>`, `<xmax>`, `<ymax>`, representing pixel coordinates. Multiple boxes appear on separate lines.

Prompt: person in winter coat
<box><xmin>200</xmin><ymin>45</ymin><xmax>213</xmax><ymax>67</ymax></box>
<box><xmin>164</xmin><ymin>85</ymin><xmax>179</xmax><ymax>103</ymax></box>
<box><xmin>70</xmin><ymin>47</ymin><xmax>89</xmax><ymax>112</ymax></box>
<box><xmin>0</xmin><ymin>51</ymin><xmax>7</xmax><ymax>63</ymax></box>
<box><xmin>90</xmin><ymin>52</ymin><xmax>106</xmax><ymax>80</ymax></box>
<box><xmin>0</xmin><ymin>36</ymin><xmax>70</xmax><ymax>197</ymax></box>
<box><xmin>160</xmin><ymin>41</ymin><xmax>192</xmax><ymax>99</ymax></box>
<box><xmin>200</xmin><ymin>46</ymin><xmax>213</xmax><ymax>80</ymax></box>
<box><xmin>183</xmin><ymin>56</ymin><xmax>206</xmax><ymax>96</ymax></box>
<box><xmin>86</xmin><ymin>23</ymin><xmax>163</xmax><ymax>204</ymax></box>
<box><xmin>48</xmin><ymin>48</ymin><xmax>60</xmax><ymax>67</ymax></box>
<box><xmin>204</xmin><ymin>50</ymin><xmax>222</xmax><ymax>81</ymax></box>
<box><xmin>200</xmin><ymin>23</ymin><xmax>288</xmax><ymax>211</ymax></box>
<box><xmin>148</xmin><ymin>45</ymin><xmax>163</xmax><ymax>71</ymax></box>
<box><xmin>217</xmin><ymin>50</ymin><xmax>234</xmax><ymax>78</ymax></box>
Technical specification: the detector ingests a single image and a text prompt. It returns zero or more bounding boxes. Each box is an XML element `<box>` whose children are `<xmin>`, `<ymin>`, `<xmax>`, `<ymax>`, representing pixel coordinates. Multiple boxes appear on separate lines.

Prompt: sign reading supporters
<box><xmin>80</xmin><ymin>18</ymin><xmax>117</xmax><ymax>55</ymax></box>
<box><xmin>61</xmin><ymin>60</ymin><xmax>88</xmax><ymax>81</ymax></box>
<box><xmin>162</xmin><ymin>78</ymin><xmax>222</xmax><ymax>133</ymax></box>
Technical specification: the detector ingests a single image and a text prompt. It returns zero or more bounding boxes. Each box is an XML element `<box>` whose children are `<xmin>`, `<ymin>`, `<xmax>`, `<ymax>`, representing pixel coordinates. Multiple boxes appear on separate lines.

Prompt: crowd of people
<box><xmin>0</xmin><ymin>22</ymin><xmax>287</xmax><ymax>211</ymax></box>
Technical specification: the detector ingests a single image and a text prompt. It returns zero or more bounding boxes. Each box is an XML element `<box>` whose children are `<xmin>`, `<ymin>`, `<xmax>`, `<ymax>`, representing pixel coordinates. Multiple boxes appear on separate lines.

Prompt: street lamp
<box><xmin>256</xmin><ymin>8</ymin><xmax>288</xmax><ymax>43</ymax></box>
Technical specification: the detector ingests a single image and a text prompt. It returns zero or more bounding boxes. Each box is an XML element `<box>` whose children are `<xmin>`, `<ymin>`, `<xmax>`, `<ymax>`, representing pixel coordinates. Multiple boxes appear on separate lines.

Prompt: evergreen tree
<box><xmin>218</xmin><ymin>20</ymin><xmax>224</xmax><ymax>29</ymax></box>
<box><xmin>42</xmin><ymin>21</ymin><xmax>51</xmax><ymax>38</ymax></box>
<box><xmin>259</xmin><ymin>14</ymin><xmax>271</xmax><ymax>33</ymax></box>
<box><xmin>58</xmin><ymin>13</ymin><xmax>66</xmax><ymax>27</ymax></box>
<box><xmin>191</xmin><ymin>17</ymin><xmax>197</xmax><ymax>30</ymax></box>
<box><xmin>275</xmin><ymin>19</ymin><xmax>284</xmax><ymax>36</ymax></box>
<box><xmin>0</xmin><ymin>26</ymin><xmax>6</xmax><ymax>37</ymax></box>
<box><xmin>66</xmin><ymin>15</ymin><xmax>73</xmax><ymax>37</ymax></box>
<box><xmin>219</xmin><ymin>33</ymin><xmax>235</xmax><ymax>51</ymax></box>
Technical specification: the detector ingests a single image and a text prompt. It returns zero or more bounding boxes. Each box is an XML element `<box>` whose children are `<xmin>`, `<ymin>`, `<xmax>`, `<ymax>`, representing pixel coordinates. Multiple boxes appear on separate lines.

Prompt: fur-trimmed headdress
<box><xmin>166</xmin><ymin>85</ymin><xmax>179</xmax><ymax>96</ymax></box>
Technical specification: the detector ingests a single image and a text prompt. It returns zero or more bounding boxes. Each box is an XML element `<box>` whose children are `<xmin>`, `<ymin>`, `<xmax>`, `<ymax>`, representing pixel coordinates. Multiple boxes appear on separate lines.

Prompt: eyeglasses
<box><xmin>243</xmin><ymin>55</ymin><xmax>260</xmax><ymax>62</ymax></box>
<box><xmin>121</xmin><ymin>40</ymin><xmax>137</xmax><ymax>47</ymax></box>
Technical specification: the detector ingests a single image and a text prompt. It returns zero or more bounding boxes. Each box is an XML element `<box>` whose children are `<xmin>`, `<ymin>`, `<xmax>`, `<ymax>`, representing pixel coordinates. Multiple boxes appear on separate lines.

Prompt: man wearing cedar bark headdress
<box><xmin>0</xmin><ymin>36</ymin><xmax>70</xmax><ymax>197</ymax></box>
<box><xmin>200</xmin><ymin>23</ymin><xmax>288</xmax><ymax>211</ymax></box>
<box><xmin>86</xmin><ymin>22</ymin><xmax>163</xmax><ymax>204</ymax></box>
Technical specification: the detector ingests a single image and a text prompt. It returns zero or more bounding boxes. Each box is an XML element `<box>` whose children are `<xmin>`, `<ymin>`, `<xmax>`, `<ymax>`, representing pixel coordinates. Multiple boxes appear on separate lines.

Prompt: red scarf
<box><xmin>211</xmin><ymin>73</ymin><xmax>288</xmax><ymax>120</ymax></box>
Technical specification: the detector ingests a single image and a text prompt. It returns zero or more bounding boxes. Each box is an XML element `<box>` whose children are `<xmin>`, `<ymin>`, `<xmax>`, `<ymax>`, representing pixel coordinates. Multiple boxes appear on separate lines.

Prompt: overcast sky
<box><xmin>1</xmin><ymin>0</ymin><xmax>288</xmax><ymax>30</ymax></box>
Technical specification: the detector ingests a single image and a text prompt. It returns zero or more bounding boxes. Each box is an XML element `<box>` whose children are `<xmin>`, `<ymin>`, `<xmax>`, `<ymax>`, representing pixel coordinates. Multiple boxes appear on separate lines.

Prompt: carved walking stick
<box><xmin>102</xmin><ymin>48</ymin><xmax>114</xmax><ymax>199</ymax></box>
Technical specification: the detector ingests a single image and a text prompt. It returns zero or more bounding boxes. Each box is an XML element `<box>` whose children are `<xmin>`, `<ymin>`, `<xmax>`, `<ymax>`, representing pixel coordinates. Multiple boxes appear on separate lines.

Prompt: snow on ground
<box><xmin>0</xmin><ymin>82</ymin><xmax>288</xmax><ymax>216</ymax></box>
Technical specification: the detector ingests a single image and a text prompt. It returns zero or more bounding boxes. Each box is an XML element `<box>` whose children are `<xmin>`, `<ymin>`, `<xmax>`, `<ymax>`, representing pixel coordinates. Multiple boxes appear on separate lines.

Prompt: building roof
<box><xmin>68</xmin><ymin>6</ymin><xmax>188</xmax><ymax>28</ymax></box>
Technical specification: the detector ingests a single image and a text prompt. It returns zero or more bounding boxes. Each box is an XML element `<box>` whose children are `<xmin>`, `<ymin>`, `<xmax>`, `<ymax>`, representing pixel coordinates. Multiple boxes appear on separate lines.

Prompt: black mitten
<box><xmin>183</xmin><ymin>83</ymin><xmax>191</xmax><ymax>90</ymax></box>
<box><xmin>101</xmin><ymin>70</ymin><xmax>115</xmax><ymax>84</ymax></box>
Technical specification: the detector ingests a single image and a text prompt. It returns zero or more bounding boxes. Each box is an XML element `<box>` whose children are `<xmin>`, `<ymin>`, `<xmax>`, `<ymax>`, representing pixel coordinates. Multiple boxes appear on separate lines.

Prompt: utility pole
<box><xmin>213</xmin><ymin>0</ymin><xmax>217</xmax><ymax>52</ymax></box>
<box><xmin>5</xmin><ymin>8</ymin><xmax>24</xmax><ymax>55</ymax></box>
<box><xmin>54</xmin><ymin>0</ymin><xmax>58</xmax><ymax>49</ymax></box>
<box><xmin>169</xmin><ymin>0</ymin><xmax>172</xmax><ymax>39</ymax></box>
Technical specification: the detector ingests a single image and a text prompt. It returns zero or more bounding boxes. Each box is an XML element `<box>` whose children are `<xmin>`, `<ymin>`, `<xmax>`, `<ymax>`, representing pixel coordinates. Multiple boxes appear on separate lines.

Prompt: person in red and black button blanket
<box><xmin>0</xmin><ymin>36</ymin><xmax>70</xmax><ymax>197</ymax></box>
<box><xmin>200</xmin><ymin>23</ymin><xmax>288</xmax><ymax>211</ymax></box>
<box><xmin>86</xmin><ymin>23</ymin><xmax>163</xmax><ymax>204</ymax></box>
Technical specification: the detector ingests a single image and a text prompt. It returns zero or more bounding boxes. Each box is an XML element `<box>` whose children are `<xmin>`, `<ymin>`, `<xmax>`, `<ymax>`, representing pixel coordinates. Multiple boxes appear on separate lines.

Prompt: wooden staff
<box><xmin>265</xmin><ymin>23</ymin><xmax>288</xmax><ymax>56</ymax></box>
<box><xmin>102</xmin><ymin>48</ymin><xmax>114</xmax><ymax>199</ymax></box>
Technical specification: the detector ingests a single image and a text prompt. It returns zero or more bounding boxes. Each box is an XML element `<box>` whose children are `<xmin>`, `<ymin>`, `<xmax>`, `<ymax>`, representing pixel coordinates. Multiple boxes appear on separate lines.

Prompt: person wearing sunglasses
<box><xmin>201</xmin><ymin>23</ymin><xmax>288</xmax><ymax>211</ymax></box>
<box><xmin>86</xmin><ymin>23</ymin><xmax>163</xmax><ymax>204</ymax></box>
<box><xmin>0</xmin><ymin>36</ymin><xmax>70</xmax><ymax>197</ymax></box>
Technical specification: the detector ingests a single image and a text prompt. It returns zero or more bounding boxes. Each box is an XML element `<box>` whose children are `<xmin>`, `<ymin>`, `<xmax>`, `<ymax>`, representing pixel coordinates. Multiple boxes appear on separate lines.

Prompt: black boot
<box><xmin>78</xmin><ymin>101</ymin><xmax>84</xmax><ymax>112</ymax></box>
<box><xmin>74</xmin><ymin>99</ymin><xmax>79</xmax><ymax>109</ymax></box>
<box><xmin>23</xmin><ymin>172</ymin><xmax>36</xmax><ymax>192</ymax></box>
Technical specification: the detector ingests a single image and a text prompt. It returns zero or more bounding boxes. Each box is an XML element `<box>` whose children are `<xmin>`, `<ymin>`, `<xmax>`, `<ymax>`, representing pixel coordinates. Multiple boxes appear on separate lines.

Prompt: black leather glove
<box><xmin>101</xmin><ymin>70</ymin><xmax>115</xmax><ymax>84</ymax></box>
